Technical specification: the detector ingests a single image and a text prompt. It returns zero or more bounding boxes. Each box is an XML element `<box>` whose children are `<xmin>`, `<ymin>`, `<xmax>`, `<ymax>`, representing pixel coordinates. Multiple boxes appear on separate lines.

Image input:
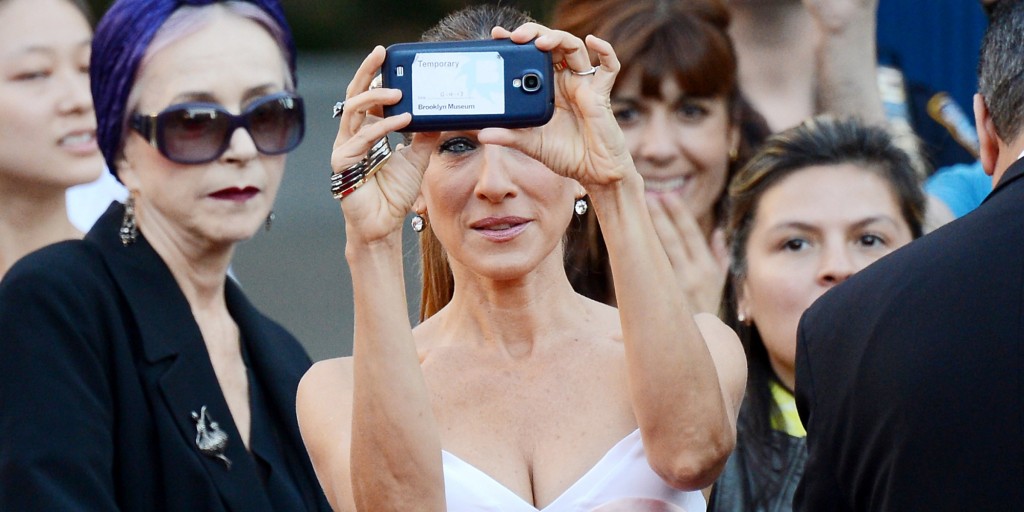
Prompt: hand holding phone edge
<box><xmin>381</xmin><ymin>38</ymin><xmax>555</xmax><ymax>132</ymax></box>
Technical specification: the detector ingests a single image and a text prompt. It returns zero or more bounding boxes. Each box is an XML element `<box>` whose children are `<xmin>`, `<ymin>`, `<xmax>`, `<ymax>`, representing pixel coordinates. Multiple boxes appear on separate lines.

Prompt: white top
<box><xmin>66</xmin><ymin>170</ymin><xmax>127</xmax><ymax>232</ymax></box>
<box><xmin>442</xmin><ymin>429</ymin><xmax>707</xmax><ymax>512</ymax></box>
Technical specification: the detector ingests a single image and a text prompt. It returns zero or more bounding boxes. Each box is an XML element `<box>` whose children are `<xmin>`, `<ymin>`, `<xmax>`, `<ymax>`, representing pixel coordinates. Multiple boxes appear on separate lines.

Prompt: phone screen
<box><xmin>409</xmin><ymin>52</ymin><xmax>506</xmax><ymax>116</ymax></box>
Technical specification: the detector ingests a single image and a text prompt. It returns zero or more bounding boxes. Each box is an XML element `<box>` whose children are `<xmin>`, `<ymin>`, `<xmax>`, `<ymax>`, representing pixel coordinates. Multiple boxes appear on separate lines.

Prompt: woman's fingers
<box><xmin>646</xmin><ymin>195</ymin><xmax>689</xmax><ymax>269</ymax></box>
<box><xmin>334</xmin><ymin>88</ymin><xmax>402</xmax><ymax>145</ymax></box>
<box><xmin>331</xmin><ymin>113</ymin><xmax>411</xmax><ymax>173</ymax></box>
<box><xmin>345</xmin><ymin>46</ymin><xmax>386</xmax><ymax>102</ymax></box>
<box><xmin>336</xmin><ymin>46</ymin><xmax>390</xmax><ymax>141</ymax></box>
<box><xmin>659</xmin><ymin>193</ymin><xmax>719</xmax><ymax>269</ymax></box>
<box><xmin>497</xmin><ymin>23</ymin><xmax>592</xmax><ymax>74</ymax></box>
<box><xmin>584</xmin><ymin>34</ymin><xmax>620</xmax><ymax>91</ymax></box>
<box><xmin>403</xmin><ymin>132</ymin><xmax>440</xmax><ymax>173</ymax></box>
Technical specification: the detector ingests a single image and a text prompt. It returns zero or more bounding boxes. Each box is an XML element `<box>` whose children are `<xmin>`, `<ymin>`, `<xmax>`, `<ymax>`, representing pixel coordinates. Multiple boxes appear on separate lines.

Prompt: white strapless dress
<box><xmin>442</xmin><ymin>429</ymin><xmax>707</xmax><ymax>512</ymax></box>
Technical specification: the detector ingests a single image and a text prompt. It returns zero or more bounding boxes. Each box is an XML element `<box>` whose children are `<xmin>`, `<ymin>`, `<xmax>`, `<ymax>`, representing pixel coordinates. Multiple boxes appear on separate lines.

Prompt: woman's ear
<box><xmin>115</xmin><ymin>155</ymin><xmax>140</xmax><ymax>192</ymax></box>
<box><xmin>728</xmin><ymin>123</ymin><xmax>741</xmax><ymax>162</ymax></box>
<box><xmin>412</xmin><ymin>193</ymin><xmax>426</xmax><ymax>217</ymax></box>
<box><xmin>736</xmin><ymin>278</ymin><xmax>752</xmax><ymax>324</ymax></box>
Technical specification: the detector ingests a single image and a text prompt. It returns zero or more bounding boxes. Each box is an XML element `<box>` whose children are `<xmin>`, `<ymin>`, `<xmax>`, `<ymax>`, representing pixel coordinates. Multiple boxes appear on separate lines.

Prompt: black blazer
<box><xmin>0</xmin><ymin>204</ymin><xmax>331</xmax><ymax>512</ymax></box>
<box><xmin>793</xmin><ymin>158</ymin><xmax>1024</xmax><ymax>510</ymax></box>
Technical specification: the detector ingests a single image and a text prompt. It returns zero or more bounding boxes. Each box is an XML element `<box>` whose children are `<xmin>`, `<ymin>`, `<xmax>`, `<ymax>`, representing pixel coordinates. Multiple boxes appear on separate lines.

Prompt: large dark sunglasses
<box><xmin>130</xmin><ymin>92</ymin><xmax>305</xmax><ymax>165</ymax></box>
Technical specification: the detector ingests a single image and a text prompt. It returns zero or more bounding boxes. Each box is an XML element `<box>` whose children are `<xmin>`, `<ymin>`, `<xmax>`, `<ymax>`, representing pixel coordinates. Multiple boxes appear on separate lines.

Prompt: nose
<box><xmin>817</xmin><ymin>243</ymin><xmax>857</xmax><ymax>287</ymax></box>
<box><xmin>473</xmin><ymin>145</ymin><xmax>517</xmax><ymax>202</ymax></box>
<box><xmin>635</xmin><ymin>110</ymin><xmax>676</xmax><ymax>165</ymax></box>
<box><xmin>221</xmin><ymin>126</ymin><xmax>259</xmax><ymax>165</ymax></box>
<box><xmin>57</xmin><ymin>68</ymin><xmax>92</xmax><ymax>116</ymax></box>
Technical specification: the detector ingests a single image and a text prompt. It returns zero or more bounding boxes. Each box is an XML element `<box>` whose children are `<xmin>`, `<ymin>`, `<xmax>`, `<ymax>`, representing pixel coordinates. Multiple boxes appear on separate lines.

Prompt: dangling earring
<box><xmin>411</xmin><ymin>213</ymin><xmax>425</xmax><ymax>233</ymax></box>
<box><xmin>574</xmin><ymin>198</ymin><xmax>588</xmax><ymax>216</ymax></box>
<box><xmin>729</xmin><ymin>147</ymin><xmax>739</xmax><ymax>162</ymax></box>
<box><xmin>120</xmin><ymin>195</ymin><xmax>138</xmax><ymax>246</ymax></box>
<box><xmin>265</xmin><ymin>211</ymin><xmax>275</xmax><ymax>232</ymax></box>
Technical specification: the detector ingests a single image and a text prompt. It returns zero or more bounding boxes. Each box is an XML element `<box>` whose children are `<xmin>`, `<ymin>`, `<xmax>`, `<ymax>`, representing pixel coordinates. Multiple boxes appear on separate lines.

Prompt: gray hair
<box><xmin>978</xmin><ymin>0</ymin><xmax>1024</xmax><ymax>142</ymax></box>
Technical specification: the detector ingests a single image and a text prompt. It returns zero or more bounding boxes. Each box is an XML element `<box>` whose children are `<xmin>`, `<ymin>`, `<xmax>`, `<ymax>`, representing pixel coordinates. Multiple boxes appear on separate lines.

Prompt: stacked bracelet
<box><xmin>331</xmin><ymin>136</ymin><xmax>392</xmax><ymax>200</ymax></box>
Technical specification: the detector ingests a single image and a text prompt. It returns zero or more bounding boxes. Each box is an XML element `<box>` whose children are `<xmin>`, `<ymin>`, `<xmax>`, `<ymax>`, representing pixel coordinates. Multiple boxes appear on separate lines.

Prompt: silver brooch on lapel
<box><xmin>191</xmin><ymin>405</ymin><xmax>231</xmax><ymax>469</ymax></box>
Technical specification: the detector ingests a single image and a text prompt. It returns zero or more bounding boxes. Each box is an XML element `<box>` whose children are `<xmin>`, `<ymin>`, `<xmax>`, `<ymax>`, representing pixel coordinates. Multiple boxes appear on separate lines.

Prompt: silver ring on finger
<box><xmin>332</xmin><ymin>101</ymin><xmax>345</xmax><ymax>118</ymax></box>
<box><xmin>572</xmin><ymin>66</ymin><xmax>599</xmax><ymax>77</ymax></box>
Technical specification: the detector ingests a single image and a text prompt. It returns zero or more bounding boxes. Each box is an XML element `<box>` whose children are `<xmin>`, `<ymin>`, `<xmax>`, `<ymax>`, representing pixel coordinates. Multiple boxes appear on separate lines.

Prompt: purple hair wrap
<box><xmin>90</xmin><ymin>0</ymin><xmax>297</xmax><ymax>177</ymax></box>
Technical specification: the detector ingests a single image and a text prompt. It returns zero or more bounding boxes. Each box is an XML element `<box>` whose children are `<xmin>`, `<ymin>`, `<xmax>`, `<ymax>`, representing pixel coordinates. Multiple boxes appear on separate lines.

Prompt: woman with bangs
<box><xmin>552</xmin><ymin>0</ymin><xmax>770</xmax><ymax>314</ymax></box>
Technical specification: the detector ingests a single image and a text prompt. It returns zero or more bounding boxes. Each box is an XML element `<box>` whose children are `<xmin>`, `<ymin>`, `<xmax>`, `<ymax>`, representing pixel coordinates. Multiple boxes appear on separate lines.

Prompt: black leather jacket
<box><xmin>708</xmin><ymin>420</ymin><xmax>807</xmax><ymax>512</ymax></box>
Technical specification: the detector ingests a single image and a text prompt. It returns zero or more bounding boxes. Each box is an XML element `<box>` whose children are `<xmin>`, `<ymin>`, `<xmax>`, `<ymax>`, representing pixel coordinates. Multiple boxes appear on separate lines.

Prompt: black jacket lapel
<box><xmin>87</xmin><ymin>203</ymin><xmax>273</xmax><ymax>512</ymax></box>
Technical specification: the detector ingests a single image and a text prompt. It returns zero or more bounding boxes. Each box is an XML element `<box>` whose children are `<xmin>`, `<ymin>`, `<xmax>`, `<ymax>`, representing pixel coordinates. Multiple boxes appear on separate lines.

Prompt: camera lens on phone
<box><xmin>522</xmin><ymin>73</ymin><xmax>541</xmax><ymax>93</ymax></box>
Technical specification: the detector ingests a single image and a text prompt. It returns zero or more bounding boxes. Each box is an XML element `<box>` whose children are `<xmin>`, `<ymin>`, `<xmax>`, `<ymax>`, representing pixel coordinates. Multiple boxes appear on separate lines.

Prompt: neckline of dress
<box><xmin>441</xmin><ymin>428</ymin><xmax>642</xmax><ymax>511</ymax></box>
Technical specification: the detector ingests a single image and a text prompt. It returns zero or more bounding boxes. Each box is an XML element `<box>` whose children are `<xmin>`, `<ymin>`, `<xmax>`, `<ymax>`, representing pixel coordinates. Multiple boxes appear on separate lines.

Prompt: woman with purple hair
<box><xmin>0</xmin><ymin>1</ymin><xmax>331</xmax><ymax>510</ymax></box>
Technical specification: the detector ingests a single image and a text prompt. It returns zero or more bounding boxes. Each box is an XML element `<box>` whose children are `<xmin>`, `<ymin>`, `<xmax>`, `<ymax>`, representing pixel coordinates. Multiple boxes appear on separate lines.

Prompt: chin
<box><xmin>61</xmin><ymin>155</ymin><xmax>106</xmax><ymax>184</ymax></box>
<box><xmin>206</xmin><ymin>220</ymin><xmax>265</xmax><ymax>245</ymax></box>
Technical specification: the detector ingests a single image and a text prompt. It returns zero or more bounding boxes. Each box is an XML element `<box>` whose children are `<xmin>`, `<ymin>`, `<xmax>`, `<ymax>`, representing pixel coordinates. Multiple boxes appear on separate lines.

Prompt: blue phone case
<box><xmin>382</xmin><ymin>39</ymin><xmax>554</xmax><ymax>132</ymax></box>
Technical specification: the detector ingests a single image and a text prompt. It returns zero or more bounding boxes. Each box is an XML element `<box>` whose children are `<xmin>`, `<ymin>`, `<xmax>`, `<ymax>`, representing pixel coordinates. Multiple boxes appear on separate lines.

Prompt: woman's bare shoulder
<box><xmin>297</xmin><ymin>357</ymin><xmax>355</xmax><ymax>427</ymax></box>
<box><xmin>302</xmin><ymin>357</ymin><xmax>354</xmax><ymax>387</ymax></box>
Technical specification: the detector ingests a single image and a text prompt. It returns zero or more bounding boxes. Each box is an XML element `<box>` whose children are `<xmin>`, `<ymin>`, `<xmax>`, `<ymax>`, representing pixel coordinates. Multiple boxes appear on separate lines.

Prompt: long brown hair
<box><xmin>553</xmin><ymin>0</ymin><xmax>769</xmax><ymax>303</ymax></box>
<box><xmin>417</xmin><ymin>4</ymin><xmax>537</xmax><ymax>321</ymax></box>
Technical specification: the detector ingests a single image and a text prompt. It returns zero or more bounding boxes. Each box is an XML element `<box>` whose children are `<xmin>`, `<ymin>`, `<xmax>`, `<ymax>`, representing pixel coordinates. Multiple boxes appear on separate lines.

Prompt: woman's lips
<box><xmin>471</xmin><ymin>217</ymin><xmax>530</xmax><ymax>242</ymax></box>
<box><xmin>210</xmin><ymin>186</ymin><xmax>259</xmax><ymax>201</ymax></box>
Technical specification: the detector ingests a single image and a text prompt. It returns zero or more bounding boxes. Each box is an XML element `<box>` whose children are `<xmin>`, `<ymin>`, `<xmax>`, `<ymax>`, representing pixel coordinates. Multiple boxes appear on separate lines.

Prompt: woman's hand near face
<box><xmin>646</xmin><ymin>193</ymin><xmax>729</xmax><ymax>314</ymax></box>
<box><xmin>804</xmin><ymin>0</ymin><xmax>886</xmax><ymax>124</ymax></box>
<box><xmin>802</xmin><ymin>0</ymin><xmax>878</xmax><ymax>34</ymax></box>
<box><xmin>478</xmin><ymin>24</ymin><xmax>635</xmax><ymax>191</ymax></box>
<box><xmin>332</xmin><ymin>46</ymin><xmax>438</xmax><ymax>244</ymax></box>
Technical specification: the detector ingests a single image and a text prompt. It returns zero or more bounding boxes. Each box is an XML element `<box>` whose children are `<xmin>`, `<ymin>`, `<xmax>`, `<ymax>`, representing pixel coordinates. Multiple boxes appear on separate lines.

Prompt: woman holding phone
<box><xmin>0</xmin><ymin>0</ymin><xmax>330</xmax><ymax>510</ymax></box>
<box><xmin>297</xmin><ymin>5</ymin><xmax>746</xmax><ymax>511</ymax></box>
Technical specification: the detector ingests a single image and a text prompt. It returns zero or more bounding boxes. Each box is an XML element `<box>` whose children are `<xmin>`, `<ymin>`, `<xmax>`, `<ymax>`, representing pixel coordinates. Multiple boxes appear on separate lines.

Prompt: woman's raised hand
<box><xmin>646</xmin><ymin>193</ymin><xmax>730</xmax><ymax>314</ymax></box>
<box><xmin>332</xmin><ymin>46</ymin><xmax>438</xmax><ymax>243</ymax></box>
<box><xmin>478</xmin><ymin>24</ymin><xmax>635</xmax><ymax>191</ymax></box>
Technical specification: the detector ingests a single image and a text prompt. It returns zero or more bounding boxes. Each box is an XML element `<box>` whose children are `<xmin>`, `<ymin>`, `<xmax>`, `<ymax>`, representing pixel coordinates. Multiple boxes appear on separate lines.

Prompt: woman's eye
<box><xmin>858</xmin><ymin>234</ymin><xmax>886</xmax><ymax>247</ymax></box>
<box><xmin>13</xmin><ymin>70</ymin><xmax>50</xmax><ymax>81</ymax></box>
<box><xmin>782</xmin><ymin>239</ymin><xmax>809</xmax><ymax>251</ymax></box>
<box><xmin>612</xmin><ymin>106</ymin><xmax>640</xmax><ymax>125</ymax></box>
<box><xmin>676</xmin><ymin>102</ymin><xmax>709</xmax><ymax>122</ymax></box>
<box><xmin>438</xmin><ymin>137</ymin><xmax>476</xmax><ymax>155</ymax></box>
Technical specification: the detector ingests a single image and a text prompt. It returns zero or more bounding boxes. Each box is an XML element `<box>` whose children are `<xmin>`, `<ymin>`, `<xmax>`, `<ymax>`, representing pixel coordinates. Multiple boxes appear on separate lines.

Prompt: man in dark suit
<box><xmin>793</xmin><ymin>1</ymin><xmax>1024</xmax><ymax>510</ymax></box>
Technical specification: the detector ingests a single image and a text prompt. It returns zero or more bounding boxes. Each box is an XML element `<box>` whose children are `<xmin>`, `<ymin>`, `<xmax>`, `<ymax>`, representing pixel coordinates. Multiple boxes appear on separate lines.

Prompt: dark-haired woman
<box><xmin>0</xmin><ymin>0</ymin><xmax>102</xmax><ymax>279</ymax></box>
<box><xmin>709</xmin><ymin>116</ymin><xmax>926</xmax><ymax>511</ymax></box>
<box><xmin>0</xmin><ymin>1</ymin><xmax>330</xmax><ymax>510</ymax></box>
<box><xmin>552</xmin><ymin>0</ymin><xmax>770</xmax><ymax>314</ymax></box>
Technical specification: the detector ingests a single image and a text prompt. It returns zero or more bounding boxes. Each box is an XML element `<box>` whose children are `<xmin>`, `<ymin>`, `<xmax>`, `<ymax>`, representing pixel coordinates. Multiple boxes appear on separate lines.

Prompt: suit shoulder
<box><xmin>1</xmin><ymin>240</ymin><xmax>110</xmax><ymax>298</ymax></box>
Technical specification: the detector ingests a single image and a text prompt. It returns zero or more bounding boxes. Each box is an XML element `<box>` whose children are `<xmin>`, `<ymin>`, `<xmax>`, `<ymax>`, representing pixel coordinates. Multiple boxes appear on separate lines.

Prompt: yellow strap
<box><xmin>769</xmin><ymin>380</ymin><xmax>807</xmax><ymax>438</ymax></box>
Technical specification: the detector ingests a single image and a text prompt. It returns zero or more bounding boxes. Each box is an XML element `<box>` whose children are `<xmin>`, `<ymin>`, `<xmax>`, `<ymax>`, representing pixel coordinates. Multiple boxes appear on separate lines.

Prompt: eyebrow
<box><xmin>169</xmin><ymin>83</ymin><xmax>280</xmax><ymax>107</ymax></box>
<box><xmin>610</xmin><ymin>93</ymin><xmax>715</xmax><ymax>105</ymax></box>
<box><xmin>14</xmin><ymin>38</ymin><xmax>92</xmax><ymax>55</ymax></box>
<box><xmin>767</xmin><ymin>216</ymin><xmax>902</xmax><ymax>233</ymax></box>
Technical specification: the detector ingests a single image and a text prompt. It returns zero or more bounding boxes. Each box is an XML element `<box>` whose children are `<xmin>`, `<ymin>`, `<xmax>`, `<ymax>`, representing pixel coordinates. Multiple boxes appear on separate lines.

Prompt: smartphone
<box><xmin>381</xmin><ymin>39</ymin><xmax>555</xmax><ymax>132</ymax></box>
